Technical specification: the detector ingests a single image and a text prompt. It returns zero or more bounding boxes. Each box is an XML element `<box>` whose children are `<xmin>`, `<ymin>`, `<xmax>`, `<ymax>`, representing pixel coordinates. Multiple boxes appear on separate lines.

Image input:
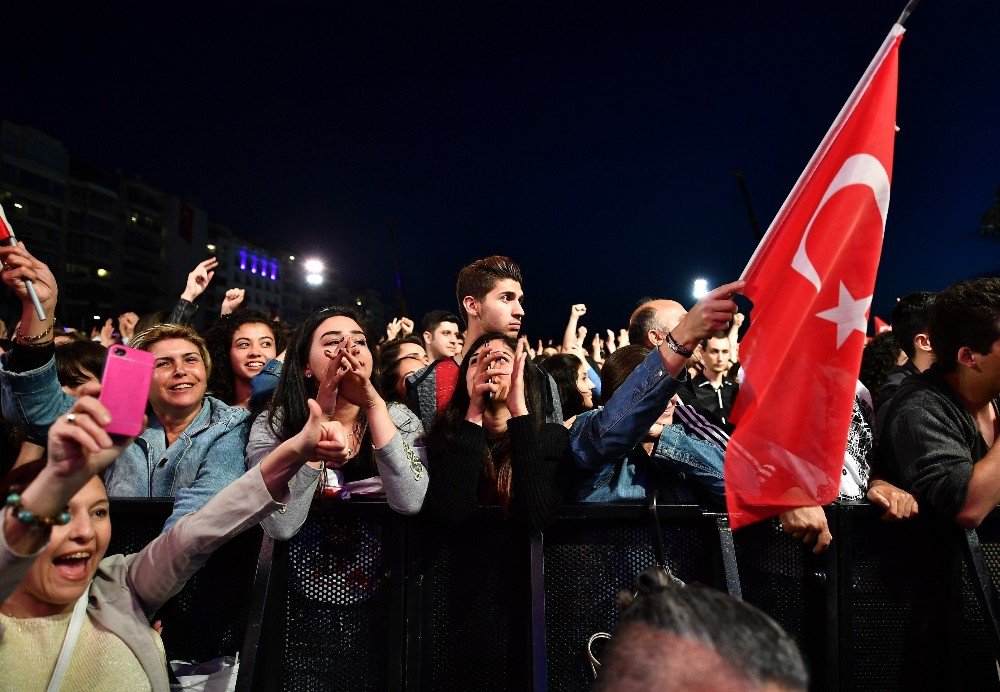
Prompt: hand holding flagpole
<box><xmin>0</xmin><ymin>204</ymin><xmax>47</xmax><ymax>321</ymax></box>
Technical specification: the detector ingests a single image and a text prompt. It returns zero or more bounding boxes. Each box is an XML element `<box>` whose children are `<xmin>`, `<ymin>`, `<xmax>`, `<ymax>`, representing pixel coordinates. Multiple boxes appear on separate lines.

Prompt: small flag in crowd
<box><xmin>725</xmin><ymin>23</ymin><xmax>906</xmax><ymax>528</ymax></box>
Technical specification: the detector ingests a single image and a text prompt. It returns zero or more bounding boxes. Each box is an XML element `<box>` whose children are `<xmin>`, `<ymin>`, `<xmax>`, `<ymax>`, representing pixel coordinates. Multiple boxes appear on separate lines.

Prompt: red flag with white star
<box><xmin>725</xmin><ymin>23</ymin><xmax>904</xmax><ymax>528</ymax></box>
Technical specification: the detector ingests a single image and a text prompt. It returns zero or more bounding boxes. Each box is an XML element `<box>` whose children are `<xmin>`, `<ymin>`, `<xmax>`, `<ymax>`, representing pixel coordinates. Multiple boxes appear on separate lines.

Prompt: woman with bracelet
<box><xmin>0</xmin><ymin>244</ymin><xmax>249</xmax><ymax>531</ymax></box>
<box><xmin>423</xmin><ymin>333</ymin><xmax>570</xmax><ymax>531</ymax></box>
<box><xmin>245</xmin><ymin>306</ymin><xmax>427</xmax><ymax>541</ymax></box>
<box><xmin>0</xmin><ymin>386</ymin><xmax>332</xmax><ymax>690</ymax></box>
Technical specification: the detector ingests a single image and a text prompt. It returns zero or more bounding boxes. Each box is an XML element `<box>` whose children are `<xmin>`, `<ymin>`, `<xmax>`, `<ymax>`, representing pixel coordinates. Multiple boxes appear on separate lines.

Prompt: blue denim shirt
<box><xmin>653</xmin><ymin>423</ymin><xmax>726</xmax><ymax>506</ymax></box>
<box><xmin>0</xmin><ymin>355</ymin><xmax>249</xmax><ymax>530</ymax></box>
<box><xmin>570</xmin><ymin>348</ymin><xmax>685</xmax><ymax>502</ymax></box>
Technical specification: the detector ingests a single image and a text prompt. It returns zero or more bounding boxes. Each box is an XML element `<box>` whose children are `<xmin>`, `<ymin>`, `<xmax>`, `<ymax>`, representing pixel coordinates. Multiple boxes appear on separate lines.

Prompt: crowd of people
<box><xmin>0</xmin><ymin>240</ymin><xmax>998</xmax><ymax>690</ymax></box>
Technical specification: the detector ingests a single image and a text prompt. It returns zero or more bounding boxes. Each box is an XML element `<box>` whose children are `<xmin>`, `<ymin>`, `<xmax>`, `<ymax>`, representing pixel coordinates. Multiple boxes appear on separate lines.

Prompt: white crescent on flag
<box><xmin>791</xmin><ymin>153</ymin><xmax>891</xmax><ymax>292</ymax></box>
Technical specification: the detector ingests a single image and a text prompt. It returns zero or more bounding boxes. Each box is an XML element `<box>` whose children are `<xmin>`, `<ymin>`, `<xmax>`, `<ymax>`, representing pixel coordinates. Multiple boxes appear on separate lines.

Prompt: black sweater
<box><xmin>424</xmin><ymin>416</ymin><xmax>569</xmax><ymax>531</ymax></box>
<box><xmin>879</xmin><ymin>365</ymin><xmax>999</xmax><ymax>520</ymax></box>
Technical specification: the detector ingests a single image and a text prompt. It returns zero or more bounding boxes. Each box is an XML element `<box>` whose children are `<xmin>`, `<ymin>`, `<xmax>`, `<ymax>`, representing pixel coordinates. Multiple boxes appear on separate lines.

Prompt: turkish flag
<box><xmin>725</xmin><ymin>24</ymin><xmax>904</xmax><ymax>528</ymax></box>
<box><xmin>874</xmin><ymin>316</ymin><xmax>891</xmax><ymax>334</ymax></box>
<box><xmin>0</xmin><ymin>203</ymin><xmax>14</xmax><ymax>241</ymax></box>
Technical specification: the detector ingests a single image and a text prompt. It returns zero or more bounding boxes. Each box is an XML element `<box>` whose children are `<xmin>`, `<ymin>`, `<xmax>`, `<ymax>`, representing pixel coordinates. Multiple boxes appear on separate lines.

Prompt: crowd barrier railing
<box><xmin>105</xmin><ymin>499</ymin><xmax>1000</xmax><ymax>692</ymax></box>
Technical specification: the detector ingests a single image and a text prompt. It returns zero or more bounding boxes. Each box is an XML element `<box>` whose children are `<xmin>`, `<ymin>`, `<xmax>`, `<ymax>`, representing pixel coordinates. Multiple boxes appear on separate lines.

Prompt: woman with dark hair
<box><xmin>55</xmin><ymin>340</ymin><xmax>108</xmax><ymax>396</ymax></box>
<box><xmin>424</xmin><ymin>332</ymin><xmax>569</xmax><ymax>531</ymax></box>
<box><xmin>245</xmin><ymin>306</ymin><xmax>427</xmax><ymax>540</ymax></box>
<box><xmin>204</xmin><ymin>307</ymin><xmax>287</xmax><ymax>408</ymax></box>
<box><xmin>539</xmin><ymin>353</ymin><xmax>596</xmax><ymax>421</ymax></box>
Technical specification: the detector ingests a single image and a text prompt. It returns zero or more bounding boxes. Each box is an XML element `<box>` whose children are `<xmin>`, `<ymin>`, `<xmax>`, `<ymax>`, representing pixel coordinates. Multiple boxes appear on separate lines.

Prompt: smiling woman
<box><xmin>0</xmin><ymin>386</ymin><xmax>327</xmax><ymax>689</ymax></box>
<box><xmin>204</xmin><ymin>307</ymin><xmax>288</xmax><ymax>408</ymax></box>
<box><xmin>0</xmin><ymin>244</ymin><xmax>251</xmax><ymax>532</ymax></box>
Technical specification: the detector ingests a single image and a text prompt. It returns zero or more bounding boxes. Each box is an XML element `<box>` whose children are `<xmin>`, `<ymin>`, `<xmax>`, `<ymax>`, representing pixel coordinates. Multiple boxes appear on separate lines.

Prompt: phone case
<box><xmin>98</xmin><ymin>344</ymin><xmax>154</xmax><ymax>436</ymax></box>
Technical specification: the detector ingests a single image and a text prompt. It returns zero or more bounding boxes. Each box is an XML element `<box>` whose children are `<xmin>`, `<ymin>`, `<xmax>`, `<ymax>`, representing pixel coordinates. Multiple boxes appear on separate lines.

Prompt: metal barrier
<box><xmin>105</xmin><ymin>499</ymin><xmax>1000</xmax><ymax>691</ymax></box>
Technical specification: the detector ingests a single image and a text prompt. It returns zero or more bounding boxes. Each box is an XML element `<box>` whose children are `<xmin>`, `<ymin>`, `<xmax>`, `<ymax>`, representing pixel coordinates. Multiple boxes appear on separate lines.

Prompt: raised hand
<box><xmin>466</xmin><ymin>344</ymin><xmax>513</xmax><ymax>423</ymax></box>
<box><xmin>335</xmin><ymin>338</ymin><xmax>383</xmax><ymax>412</ymax></box>
<box><xmin>570</xmin><ymin>304</ymin><xmax>587</xmax><ymax>318</ymax></box>
<box><xmin>385</xmin><ymin>318</ymin><xmax>402</xmax><ymax>341</ymax></box>
<box><xmin>0</xmin><ymin>242</ymin><xmax>58</xmax><ymax>315</ymax></box>
<box><xmin>180</xmin><ymin>258</ymin><xmax>218</xmax><ymax>302</ymax></box>
<box><xmin>118</xmin><ymin>312</ymin><xmax>139</xmax><ymax>341</ymax></box>
<box><xmin>316</xmin><ymin>349</ymin><xmax>349</xmax><ymax>417</ymax></box>
<box><xmin>399</xmin><ymin>317</ymin><xmax>414</xmax><ymax>336</ymax></box>
<box><xmin>221</xmin><ymin>288</ymin><xmax>246</xmax><ymax>315</ymax></box>
<box><xmin>99</xmin><ymin>318</ymin><xmax>116</xmax><ymax>347</ymax></box>
<box><xmin>508</xmin><ymin>339</ymin><xmax>529</xmax><ymax>417</ymax></box>
<box><xmin>670</xmin><ymin>280</ymin><xmax>746</xmax><ymax>352</ymax></box>
<box><xmin>618</xmin><ymin>329</ymin><xmax>629</xmax><ymax>347</ymax></box>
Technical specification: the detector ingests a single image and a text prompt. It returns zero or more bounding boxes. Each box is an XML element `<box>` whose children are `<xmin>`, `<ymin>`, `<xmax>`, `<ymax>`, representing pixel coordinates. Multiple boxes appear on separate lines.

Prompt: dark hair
<box><xmin>205</xmin><ymin>307</ymin><xmax>288</xmax><ymax>405</ymax></box>
<box><xmin>859</xmin><ymin>331</ymin><xmax>901</xmax><ymax>397</ymax></box>
<box><xmin>595</xmin><ymin>567</ymin><xmax>808</xmax><ymax>691</ymax></box>
<box><xmin>928</xmin><ymin>278</ymin><xmax>1000</xmax><ymax>373</ymax></box>
<box><xmin>539</xmin><ymin>354</ymin><xmax>591</xmax><ymax>420</ymax></box>
<box><xmin>601</xmin><ymin>345</ymin><xmax>653</xmax><ymax>402</ymax></box>
<box><xmin>455</xmin><ymin>255</ymin><xmax>522</xmax><ymax>323</ymax></box>
<box><xmin>422</xmin><ymin>309</ymin><xmax>462</xmax><ymax>334</ymax></box>
<box><xmin>890</xmin><ymin>291</ymin><xmax>936</xmax><ymax>360</ymax></box>
<box><xmin>378</xmin><ymin>335</ymin><xmax>425</xmax><ymax>367</ymax></box>
<box><xmin>55</xmin><ymin>341</ymin><xmax>108</xmax><ymax>390</ymax></box>
<box><xmin>699</xmin><ymin>330</ymin><xmax>730</xmax><ymax>351</ymax></box>
<box><xmin>267</xmin><ymin>306</ymin><xmax>381</xmax><ymax>480</ymax></box>
<box><xmin>378</xmin><ymin>336</ymin><xmax>426</xmax><ymax>404</ymax></box>
<box><xmin>427</xmin><ymin>331</ymin><xmax>544</xmax><ymax>509</ymax></box>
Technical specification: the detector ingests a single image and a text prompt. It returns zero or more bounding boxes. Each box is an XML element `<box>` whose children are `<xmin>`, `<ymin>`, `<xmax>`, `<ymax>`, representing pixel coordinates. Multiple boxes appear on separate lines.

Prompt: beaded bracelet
<box><xmin>4</xmin><ymin>493</ymin><xmax>71</xmax><ymax>529</ymax></box>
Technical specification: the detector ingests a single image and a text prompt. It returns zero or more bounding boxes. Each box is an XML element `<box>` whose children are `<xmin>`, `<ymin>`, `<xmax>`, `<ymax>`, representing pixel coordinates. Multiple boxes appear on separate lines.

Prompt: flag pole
<box><xmin>896</xmin><ymin>0</ymin><xmax>920</xmax><ymax>27</ymax></box>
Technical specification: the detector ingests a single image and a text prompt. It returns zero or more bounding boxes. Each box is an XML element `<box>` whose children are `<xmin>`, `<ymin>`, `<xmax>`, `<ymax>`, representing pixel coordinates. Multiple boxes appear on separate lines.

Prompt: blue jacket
<box><xmin>570</xmin><ymin>348</ymin><xmax>683</xmax><ymax>501</ymax></box>
<box><xmin>0</xmin><ymin>355</ymin><xmax>249</xmax><ymax>530</ymax></box>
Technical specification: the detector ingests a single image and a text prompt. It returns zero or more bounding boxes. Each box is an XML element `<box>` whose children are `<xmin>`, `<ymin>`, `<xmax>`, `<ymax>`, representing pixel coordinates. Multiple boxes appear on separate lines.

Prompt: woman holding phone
<box><xmin>0</xmin><ymin>244</ymin><xmax>249</xmax><ymax>530</ymax></box>
<box><xmin>0</xmin><ymin>386</ymin><xmax>333</xmax><ymax>690</ymax></box>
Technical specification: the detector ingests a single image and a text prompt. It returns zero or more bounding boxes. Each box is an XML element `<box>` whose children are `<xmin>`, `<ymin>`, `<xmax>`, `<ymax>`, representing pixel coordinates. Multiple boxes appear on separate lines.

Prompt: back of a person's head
<box><xmin>455</xmin><ymin>255</ymin><xmax>522</xmax><ymax>322</ymax></box>
<box><xmin>601</xmin><ymin>345</ymin><xmax>652</xmax><ymax>402</ymax></box>
<box><xmin>594</xmin><ymin>567</ymin><xmax>808</xmax><ymax>691</ymax></box>
<box><xmin>890</xmin><ymin>291</ymin><xmax>936</xmax><ymax>360</ymax></box>
<box><xmin>928</xmin><ymin>278</ymin><xmax>1000</xmax><ymax>372</ymax></box>
<box><xmin>628</xmin><ymin>303</ymin><xmax>661</xmax><ymax>348</ymax></box>
<box><xmin>859</xmin><ymin>330</ymin><xmax>901</xmax><ymax>397</ymax></box>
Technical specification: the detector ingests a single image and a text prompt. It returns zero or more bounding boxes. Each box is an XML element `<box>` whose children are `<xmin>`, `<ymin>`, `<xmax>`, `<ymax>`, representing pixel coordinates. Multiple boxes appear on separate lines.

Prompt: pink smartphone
<box><xmin>98</xmin><ymin>344</ymin><xmax>154</xmax><ymax>436</ymax></box>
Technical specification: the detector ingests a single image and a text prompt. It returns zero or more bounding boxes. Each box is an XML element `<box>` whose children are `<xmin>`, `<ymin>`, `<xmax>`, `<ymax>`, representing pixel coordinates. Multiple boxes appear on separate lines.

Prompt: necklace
<box><xmin>348</xmin><ymin>414</ymin><xmax>368</xmax><ymax>458</ymax></box>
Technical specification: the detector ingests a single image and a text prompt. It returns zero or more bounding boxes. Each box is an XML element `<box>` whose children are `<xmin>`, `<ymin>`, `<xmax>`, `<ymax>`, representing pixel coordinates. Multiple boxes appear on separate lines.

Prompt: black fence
<box><xmin>107</xmin><ymin>500</ymin><xmax>1000</xmax><ymax>692</ymax></box>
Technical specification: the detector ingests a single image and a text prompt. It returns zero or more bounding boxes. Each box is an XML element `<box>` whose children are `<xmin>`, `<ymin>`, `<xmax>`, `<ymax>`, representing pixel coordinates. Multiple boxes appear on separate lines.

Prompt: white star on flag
<box><xmin>816</xmin><ymin>282</ymin><xmax>872</xmax><ymax>349</ymax></box>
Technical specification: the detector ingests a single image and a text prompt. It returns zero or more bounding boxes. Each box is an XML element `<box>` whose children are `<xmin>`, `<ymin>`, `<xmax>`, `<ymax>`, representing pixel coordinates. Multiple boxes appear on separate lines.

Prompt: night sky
<box><xmin>4</xmin><ymin>1</ymin><xmax>997</xmax><ymax>338</ymax></box>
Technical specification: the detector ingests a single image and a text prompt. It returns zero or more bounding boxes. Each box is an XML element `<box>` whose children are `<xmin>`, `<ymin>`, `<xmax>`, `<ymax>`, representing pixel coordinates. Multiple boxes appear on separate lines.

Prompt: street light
<box><xmin>304</xmin><ymin>259</ymin><xmax>323</xmax><ymax>273</ymax></box>
<box><xmin>692</xmin><ymin>278</ymin><xmax>709</xmax><ymax>300</ymax></box>
<box><xmin>305</xmin><ymin>273</ymin><xmax>323</xmax><ymax>286</ymax></box>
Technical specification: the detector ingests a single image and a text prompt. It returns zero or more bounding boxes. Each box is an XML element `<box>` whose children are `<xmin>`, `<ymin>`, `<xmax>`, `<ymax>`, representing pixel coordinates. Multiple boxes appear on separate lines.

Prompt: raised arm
<box><xmin>2</xmin><ymin>388</ymin><xmax>133</xmax><ymax>599</ymax></box>
<box><xmin>562</xmin><ymin>304</ymin><xmax>587</xmax><ymax>353</ymax></box>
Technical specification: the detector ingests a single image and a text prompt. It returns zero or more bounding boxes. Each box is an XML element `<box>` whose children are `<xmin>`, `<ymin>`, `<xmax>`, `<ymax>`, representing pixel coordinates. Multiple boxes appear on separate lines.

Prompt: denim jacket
<box><xmin>570</xmin><ymin>348</ymin><xmax>686</xmax><ymax>501</ymax></box>
<box><xmin>0</xmin><ymin>355</ymin><xmax>249</xmax><ymax>530</ymax></box>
